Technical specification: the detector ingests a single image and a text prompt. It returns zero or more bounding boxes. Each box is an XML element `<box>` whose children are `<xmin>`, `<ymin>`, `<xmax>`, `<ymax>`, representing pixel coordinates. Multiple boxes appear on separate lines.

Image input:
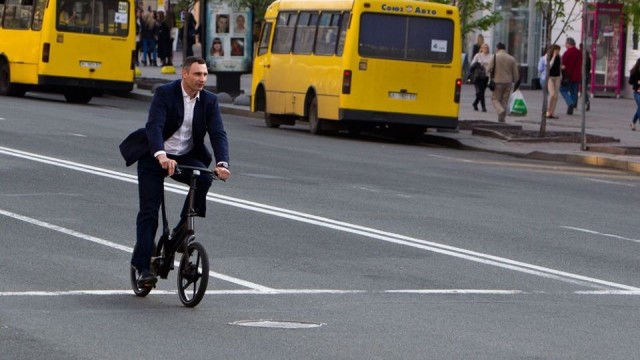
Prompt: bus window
<box><xmin>57</xmin><ymin>0</ymin><xmax>129</xmax><ymax>36</ymax></box>
<box><xmin>336</xmin><ymin>12</ymin><xmax>349</xmax><ymax>56</ymax></box>
<box><xmin>272</xmin><ymin>11</ymin><xmax>296</xmax><ymax>54</ymax></box>
<box><xmin>0</xmin><ymin>0</ymin><xmax>4</xmax><ymax>28</ymax></box>
<box><xmin>3</xmin><ymin>0</ymin><xmax>33</xmax><ymax>29</ymax></box>
<box><xmin>315</xmin><ymin>12</ymin><xmax>340</xmax><ymax>56</ymax></box>
<box><xmin>293</xmin><ymin>11</ymin><xmax>317</xmax><ymax>55</ymax></box>
<box><xmin>31</xmin><ymin>0</ymin><xmax>45</xmax><ymax>30</ymax></box>
<box><xmin>407</xmin><ymin>17</ymin><xmax>453</xmax><ymax>62</ymax></box>
<box><xmin>359</xmin><ymin>13</ymin><xmax>454</xmax><ymax>63</ymax></box>
<box><xmin>257</xmin><ymin>21</ymin><xmax>272</xmax><ymax>56</ymax></box>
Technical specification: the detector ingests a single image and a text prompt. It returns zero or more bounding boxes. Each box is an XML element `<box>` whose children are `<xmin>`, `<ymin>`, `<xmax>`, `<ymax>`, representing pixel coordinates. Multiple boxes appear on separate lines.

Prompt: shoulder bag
<box><xmin>487</xmin><ymin>54</ymin><xmax>496</xmax><ymax>91</ymax></box>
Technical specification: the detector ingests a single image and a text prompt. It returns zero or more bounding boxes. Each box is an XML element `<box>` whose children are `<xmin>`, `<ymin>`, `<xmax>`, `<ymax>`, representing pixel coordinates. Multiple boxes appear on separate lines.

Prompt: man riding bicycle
<box><xmin>120</xmin><ymin>56</ymin><xmax>231</xmax><ymax>287</ymax></box>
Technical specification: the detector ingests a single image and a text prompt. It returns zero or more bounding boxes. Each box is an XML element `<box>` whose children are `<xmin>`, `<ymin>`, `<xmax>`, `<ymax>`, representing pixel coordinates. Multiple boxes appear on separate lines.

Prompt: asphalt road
<box><xmin>1</xmin><ymin>92</ymin><xmax>640</xmax><ymax>359</ymax></box>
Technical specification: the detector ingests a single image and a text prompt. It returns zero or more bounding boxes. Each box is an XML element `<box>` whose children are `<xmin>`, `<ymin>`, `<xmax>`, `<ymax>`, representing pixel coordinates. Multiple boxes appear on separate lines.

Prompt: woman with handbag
<box><xmin>470</xmin><ymin>43</ymin><xmax>491</xmax><ymax>112</ymax></box>
<box><xmin>546</xmin><ymin>44</ymin><xmax>562</xmax><ymax>119</ymax></box>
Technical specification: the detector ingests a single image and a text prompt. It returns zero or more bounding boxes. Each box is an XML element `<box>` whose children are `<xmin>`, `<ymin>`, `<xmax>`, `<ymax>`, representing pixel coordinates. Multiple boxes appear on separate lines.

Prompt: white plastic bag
<box><xmin>508</xmin><ymin>90</ymin><xmax>527</xmax><ymax>116</ymax></box>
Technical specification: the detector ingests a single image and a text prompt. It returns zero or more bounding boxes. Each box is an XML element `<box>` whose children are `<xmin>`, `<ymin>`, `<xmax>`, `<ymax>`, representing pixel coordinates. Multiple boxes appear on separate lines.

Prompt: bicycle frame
<box><xmin>152</xmin><ymin>165</ymin><xmax>215</xmax><ymax>279</ymax></box>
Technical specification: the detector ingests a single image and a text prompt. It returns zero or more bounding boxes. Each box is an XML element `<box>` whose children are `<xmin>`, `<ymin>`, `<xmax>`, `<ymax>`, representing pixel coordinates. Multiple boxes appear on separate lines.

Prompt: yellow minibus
<box><xmin>0</xmin><ymin>0</ymin><xmax>136</xmax><ymax>103</ymax></box>
<box><xmin>251</xmin><ymin>0</ymin><xmax>462</xmax><ymax>137</ymax></box>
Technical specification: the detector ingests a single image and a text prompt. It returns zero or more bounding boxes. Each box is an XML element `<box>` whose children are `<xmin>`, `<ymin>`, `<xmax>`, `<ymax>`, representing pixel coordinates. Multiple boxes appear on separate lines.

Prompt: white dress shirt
<box><xmin>154</xmin><ymin>84</ymin><xmax>199</xmax><ymax>158</ymax></box>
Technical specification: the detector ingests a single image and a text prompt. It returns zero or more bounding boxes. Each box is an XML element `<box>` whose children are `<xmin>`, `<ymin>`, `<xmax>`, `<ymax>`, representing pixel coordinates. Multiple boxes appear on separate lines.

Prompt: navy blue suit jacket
<box><xmin>120</xmin><ymin>80</ymin><xmax>229</xmax><ymax>167</ymax></box>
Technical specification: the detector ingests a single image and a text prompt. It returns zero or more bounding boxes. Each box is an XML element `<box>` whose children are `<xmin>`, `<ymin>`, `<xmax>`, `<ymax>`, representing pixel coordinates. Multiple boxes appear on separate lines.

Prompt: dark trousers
<box><xmin>131</xmin><ymin>152</ymin><xmax>213</xmax><ymax>271</ymax></box>
<box><xmin>473</xmin><ymin>78</ymin><xmax>488</xmax><ymax>110</ymax></box>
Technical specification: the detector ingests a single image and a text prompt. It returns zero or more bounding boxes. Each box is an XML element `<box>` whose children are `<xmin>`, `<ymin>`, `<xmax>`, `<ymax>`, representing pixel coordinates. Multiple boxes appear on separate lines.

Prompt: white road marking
<box><xmin>585</xmin><ymin>178</ymin><xmax>636</xmax><ymax>187</ymax></box>
<box><xmin>385</xmin><ymin>289</ymin><xmax>524</xmax><ymax>295</ymax></box>
<box><xmin>0</xmin><ymin>208</ymin><xmax>274</xmax><ymax>292</ymax></box>
<box><xmin>0</xmin><ymin>289</ymin><xmax>361</xmax><ymax>296</ymax></box>
<box><xmin>70</xmin><ymin>133</ymin><xmax>87</xmax><ymax>137</ymax></box>
<box><xmin>575</xmin><ymin>290</ymin><xmax>640</xmax><ymax>295</ymax></box>
<box><xmin>1</xmin><ymin>146</ymin><xmax>639</xmax><ymax>291</ymax></box>
<box><xmin>561</xmin><ymin>226</ymin><xmax>640</xmax><ymax>244</ymax></box>
<box><xmin>4</xmin><ymin>289</ymin><xmax>640</xmax><ymax>297</ymax></box>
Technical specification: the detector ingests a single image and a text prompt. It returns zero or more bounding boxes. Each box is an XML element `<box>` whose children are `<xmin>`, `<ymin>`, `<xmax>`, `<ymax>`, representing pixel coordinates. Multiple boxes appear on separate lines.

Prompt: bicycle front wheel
<box><xmin>177</xmin><ymin>241</ymin><xmax>209</xmax><ymax>307</ymax></box>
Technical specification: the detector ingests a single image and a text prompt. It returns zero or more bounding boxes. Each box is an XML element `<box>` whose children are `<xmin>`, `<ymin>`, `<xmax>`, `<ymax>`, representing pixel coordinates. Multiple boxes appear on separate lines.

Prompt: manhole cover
<box><xmin>230</xmin><ymin>320</ymin><xmax>325</xmax><ymax>329</ymax></box>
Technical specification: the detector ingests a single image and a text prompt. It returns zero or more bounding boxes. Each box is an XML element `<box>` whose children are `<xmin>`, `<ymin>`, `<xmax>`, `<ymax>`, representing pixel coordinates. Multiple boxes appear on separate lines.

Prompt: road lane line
<box><xmin>0</xmin><ymin>289</ymin><xmax>362</xmax><ymax>296</ymax></box>
<box><xmin>1</xmin><ymin>146</ymin><xmax>638</xmax><ymax>291</ymax></box>
<box><xmin>561</xmin><ymin>226</ymin><xmax>640</xmax><ymax>244</ymax></box>
<box><xmin>0</xmin><ymin>208</ymin><xmax>274</xmax><ymax>292</ymax></box>
<box><xmin>584</xmin><ymin>178</ymin><xmax>636</xmax><ymax>187</ymax></box>
<box><xmin>5</xmin><ymin>289</ymin><xmax>640</xmax><ymax>297</ymax></box>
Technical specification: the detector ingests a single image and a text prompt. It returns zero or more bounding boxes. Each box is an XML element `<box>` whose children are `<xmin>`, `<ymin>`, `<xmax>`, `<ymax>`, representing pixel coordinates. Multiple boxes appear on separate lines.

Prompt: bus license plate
<box><xmin>80</xmin><ymin>61</ymin><xmax>101</xmax><ymax>69</ymax></box>
<box><xmin>388</xmin><ymin>92</ymin><xmax>416</xmax><ymax>100</ymax></box>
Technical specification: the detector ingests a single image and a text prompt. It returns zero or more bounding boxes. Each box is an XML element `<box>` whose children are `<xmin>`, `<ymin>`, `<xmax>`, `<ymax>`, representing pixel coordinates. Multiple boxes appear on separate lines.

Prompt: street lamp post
<box><xmin>581</xmin><ymin>0</ymin><xmax>588</xmax><ymax>151</ymax></box>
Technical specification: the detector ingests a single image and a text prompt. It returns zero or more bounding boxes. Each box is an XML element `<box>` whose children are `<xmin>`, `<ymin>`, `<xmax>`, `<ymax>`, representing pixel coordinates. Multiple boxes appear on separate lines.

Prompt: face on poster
<box><xmin>205</xmin><ymin>0</ymin><xmax>252</xmax><ymax>72</ymax></box>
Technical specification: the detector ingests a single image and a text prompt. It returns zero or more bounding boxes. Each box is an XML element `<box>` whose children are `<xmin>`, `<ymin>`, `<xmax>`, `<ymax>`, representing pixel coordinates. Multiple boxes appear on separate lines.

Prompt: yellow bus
<box><xmin>251</xmin><ymin>0</ymin><xmax>461</xmax><ymax>137</ymax></box>
<box><xmin>0</xmin><ymin>0</ymin><xmax>136</xmax><ymax>103</ymax></box>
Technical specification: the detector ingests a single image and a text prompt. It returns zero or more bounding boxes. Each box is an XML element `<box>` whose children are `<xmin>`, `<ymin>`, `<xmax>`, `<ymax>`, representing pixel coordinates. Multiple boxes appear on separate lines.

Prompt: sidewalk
<box><xmin>132</xmin><ymin>54</ymin><xmax>640</xmax><ymax>174</ymax></box>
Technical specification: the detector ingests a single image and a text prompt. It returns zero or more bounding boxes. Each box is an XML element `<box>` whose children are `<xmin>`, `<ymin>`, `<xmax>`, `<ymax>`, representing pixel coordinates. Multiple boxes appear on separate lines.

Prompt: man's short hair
<box><xmin>183</xmin><ymin>56</ymin><xmax>206</xmax><ymax>70</ymax></box>
<box><xmin>566</xmin><ymin>37</ymin><xmax>576</xmax><ymax>46</ymax></box>
<box><xmin>496</xmin><ymin>42</ymin><xmax>506</xmax><ymax>50</ymax></box>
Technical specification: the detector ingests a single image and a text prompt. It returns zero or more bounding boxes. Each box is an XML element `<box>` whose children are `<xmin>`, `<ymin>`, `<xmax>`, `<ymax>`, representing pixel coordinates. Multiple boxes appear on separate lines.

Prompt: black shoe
<box><xmin>586</xmin><ymin>102</ymin><xmax>590</xmax><ymax>111</ymax></box>
<box><xmin>473</xmin><ymin>103</ymin><xmax>478</xmax><ymax>111</ymax></box>
<box><xmin>482</xmin><ymin>108</ymin><xmax>487</xmax><ymax>112</ymax></box>
<box><xmin>137</xmin><ymin>270</ymin><xmax>157</xmax><ymax>288</ymax></box>
<box><xmin>567</xmin><ymin>106</ymin><xmax>574</xmax><ymax>115</ymax></box>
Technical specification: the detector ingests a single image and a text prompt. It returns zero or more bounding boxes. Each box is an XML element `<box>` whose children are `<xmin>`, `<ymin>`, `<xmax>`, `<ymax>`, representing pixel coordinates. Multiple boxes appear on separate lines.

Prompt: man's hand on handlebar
<box><xmin>157</xmin><ymin>154</ymin><xmax>177</xmax><ymax>176</ymax></box>
<box><xmin>214</xmin><ymin>166</ymin><xmax>231</xmax><ymax>181</ymax></box>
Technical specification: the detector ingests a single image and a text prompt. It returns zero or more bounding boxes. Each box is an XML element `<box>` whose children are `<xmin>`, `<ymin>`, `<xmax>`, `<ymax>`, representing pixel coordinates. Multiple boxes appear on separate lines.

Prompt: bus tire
<box><xmin>265</xmin><ymin>112</ymin><xmax>282</xmax><ymax>128</ymax></box>
<box><xmin>256</xmin><ymin>87</ymin><xmax>281</xmax><ymax>128</ymax></box>
<box><xmin>0</xmin><ymin>61</ymin><xmax>26</xmax><ymax>97</ymax></box>
<box><xmin>64</xmin><ymin>90</ymin><xmax>92</xmax><ymax>104</ymax></box>
<box><xmin>308</xmin><ymin>96</ymin><xmax>323</xmax><ymax>135</ymax></box>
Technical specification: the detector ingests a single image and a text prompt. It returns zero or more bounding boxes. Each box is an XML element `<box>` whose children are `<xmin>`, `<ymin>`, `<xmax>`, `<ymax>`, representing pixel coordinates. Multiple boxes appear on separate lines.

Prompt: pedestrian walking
<box><xmin>469</xmin><ymin>43</ymin><xmax>491</xmax><ymax>112</ymax></box>
<box><xmin>487</xmin><ymin>42</ymin><xmax>520</xmax><ymax>123</ymax></box>
<box><xmin>546</xmin><ymin>44</ymin><xmax>562</xmax><ymax>119</ymax></box>
<box><xmin>141</xmin><ymin>11</ymin><xmax>158</xmax><ymax>66</ymax></box>
<box><xmin>560</xmin><ymin>37</ymin><xmax>582</xmax><ymax>115</ymax></box>
<box><xmin>156</xmin><ymin>10</ymin><xmax>173</xmax><ymax>66</ymax></box>
<box><xmin>537</xmin><ymin>47</ymin><xmax>547</xmax><ymax>90</ymax></box>
<box><xmin>629</xmin><ymin>58</ymin><xmax>640</xmax><ymax>131</ymax></box>
<box><xmin>471</xmin><ymin>34</ymin><xmax>484</xmax><ymax>59</ymax></box>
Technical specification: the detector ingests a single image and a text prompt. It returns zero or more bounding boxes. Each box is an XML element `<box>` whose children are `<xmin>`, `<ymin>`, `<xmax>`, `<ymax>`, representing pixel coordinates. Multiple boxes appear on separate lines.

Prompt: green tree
<box><xmin>236</xmin><ymin>0</ymin><xmax>274</xmax><ymax>21</ymax></box>
<box><xmin>624</xmin><ymin>0</ymin><xmax>640</xmax><ymax>50</ymax></box>
<box><xmin>430</xmin><ymin>0</ymin><xmax>502</xmax><ymax>43</ymax></box>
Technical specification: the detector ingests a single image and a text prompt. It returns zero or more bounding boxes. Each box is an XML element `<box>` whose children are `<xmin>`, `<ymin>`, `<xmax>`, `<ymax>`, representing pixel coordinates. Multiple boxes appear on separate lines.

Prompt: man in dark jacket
<box><xmin>560</xmin><ymin>37</ymin><xmax>582</xmax><ymax>115</ymax></box>
<box><xmin>120</xmin><ymin>56</ymin><xmax>230</xmax><ymax>287</ymax></box>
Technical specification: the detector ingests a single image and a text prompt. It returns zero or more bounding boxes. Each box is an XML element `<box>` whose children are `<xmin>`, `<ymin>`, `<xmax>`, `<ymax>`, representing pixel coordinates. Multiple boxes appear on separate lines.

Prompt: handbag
<box><xmin>487</xmin><ymin>54</ymin><xmax>496</xmax><ymax>91</ymax></box>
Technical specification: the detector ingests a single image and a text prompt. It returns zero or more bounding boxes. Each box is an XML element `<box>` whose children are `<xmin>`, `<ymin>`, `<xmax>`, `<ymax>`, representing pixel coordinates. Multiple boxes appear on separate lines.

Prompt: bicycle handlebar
<box><xmin>175</xmin><ymin>165</ymin><xmax>220</xmax><ymax>180</ymax></box>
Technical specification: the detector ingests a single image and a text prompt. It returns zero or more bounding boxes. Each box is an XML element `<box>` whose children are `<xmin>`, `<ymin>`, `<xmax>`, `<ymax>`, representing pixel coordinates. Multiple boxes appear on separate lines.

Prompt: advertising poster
<box><xmin>205</xmin><ymin>0</ymin><xmax>252</xmax><ymax>72</ymax></box>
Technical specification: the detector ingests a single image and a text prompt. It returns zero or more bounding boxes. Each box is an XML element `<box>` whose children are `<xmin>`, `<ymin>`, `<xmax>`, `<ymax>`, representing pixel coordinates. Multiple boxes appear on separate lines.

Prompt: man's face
<box><xmin>182</xmin><ymin>63</ymin><xmax>208</xmax><ymax>94</ymax></box>
<box><xmin>218</xmin><ymin>17</ymin><xmax>228</xmax><ymax>30</ymax></box>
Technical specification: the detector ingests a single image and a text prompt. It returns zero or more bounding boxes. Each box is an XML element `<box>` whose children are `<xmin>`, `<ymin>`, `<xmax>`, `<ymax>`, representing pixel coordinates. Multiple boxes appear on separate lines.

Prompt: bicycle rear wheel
<box><xmin>177</xmin><ymin>241</ymin><xmax>209</xmax><ymax>307</ymax></box>
<box><xmin>130</xmin><ymin>266</ymin><xmax>153</xmax><ymax>297</ymax></box>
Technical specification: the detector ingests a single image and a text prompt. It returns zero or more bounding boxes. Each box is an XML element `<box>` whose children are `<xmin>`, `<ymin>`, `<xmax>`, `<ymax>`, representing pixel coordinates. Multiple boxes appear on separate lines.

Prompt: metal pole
<box><xmin>580</xmin><ymin>0</ymin><xmax>588</xmax><ymax>151</ymax></box>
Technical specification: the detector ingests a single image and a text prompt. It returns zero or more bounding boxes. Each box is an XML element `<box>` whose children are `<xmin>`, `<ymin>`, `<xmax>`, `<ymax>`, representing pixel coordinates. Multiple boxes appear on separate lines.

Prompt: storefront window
<box><xmin>493</xmin><ymin>0</ymin><xmax>529</xmax><ymax>66</ymax></box>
